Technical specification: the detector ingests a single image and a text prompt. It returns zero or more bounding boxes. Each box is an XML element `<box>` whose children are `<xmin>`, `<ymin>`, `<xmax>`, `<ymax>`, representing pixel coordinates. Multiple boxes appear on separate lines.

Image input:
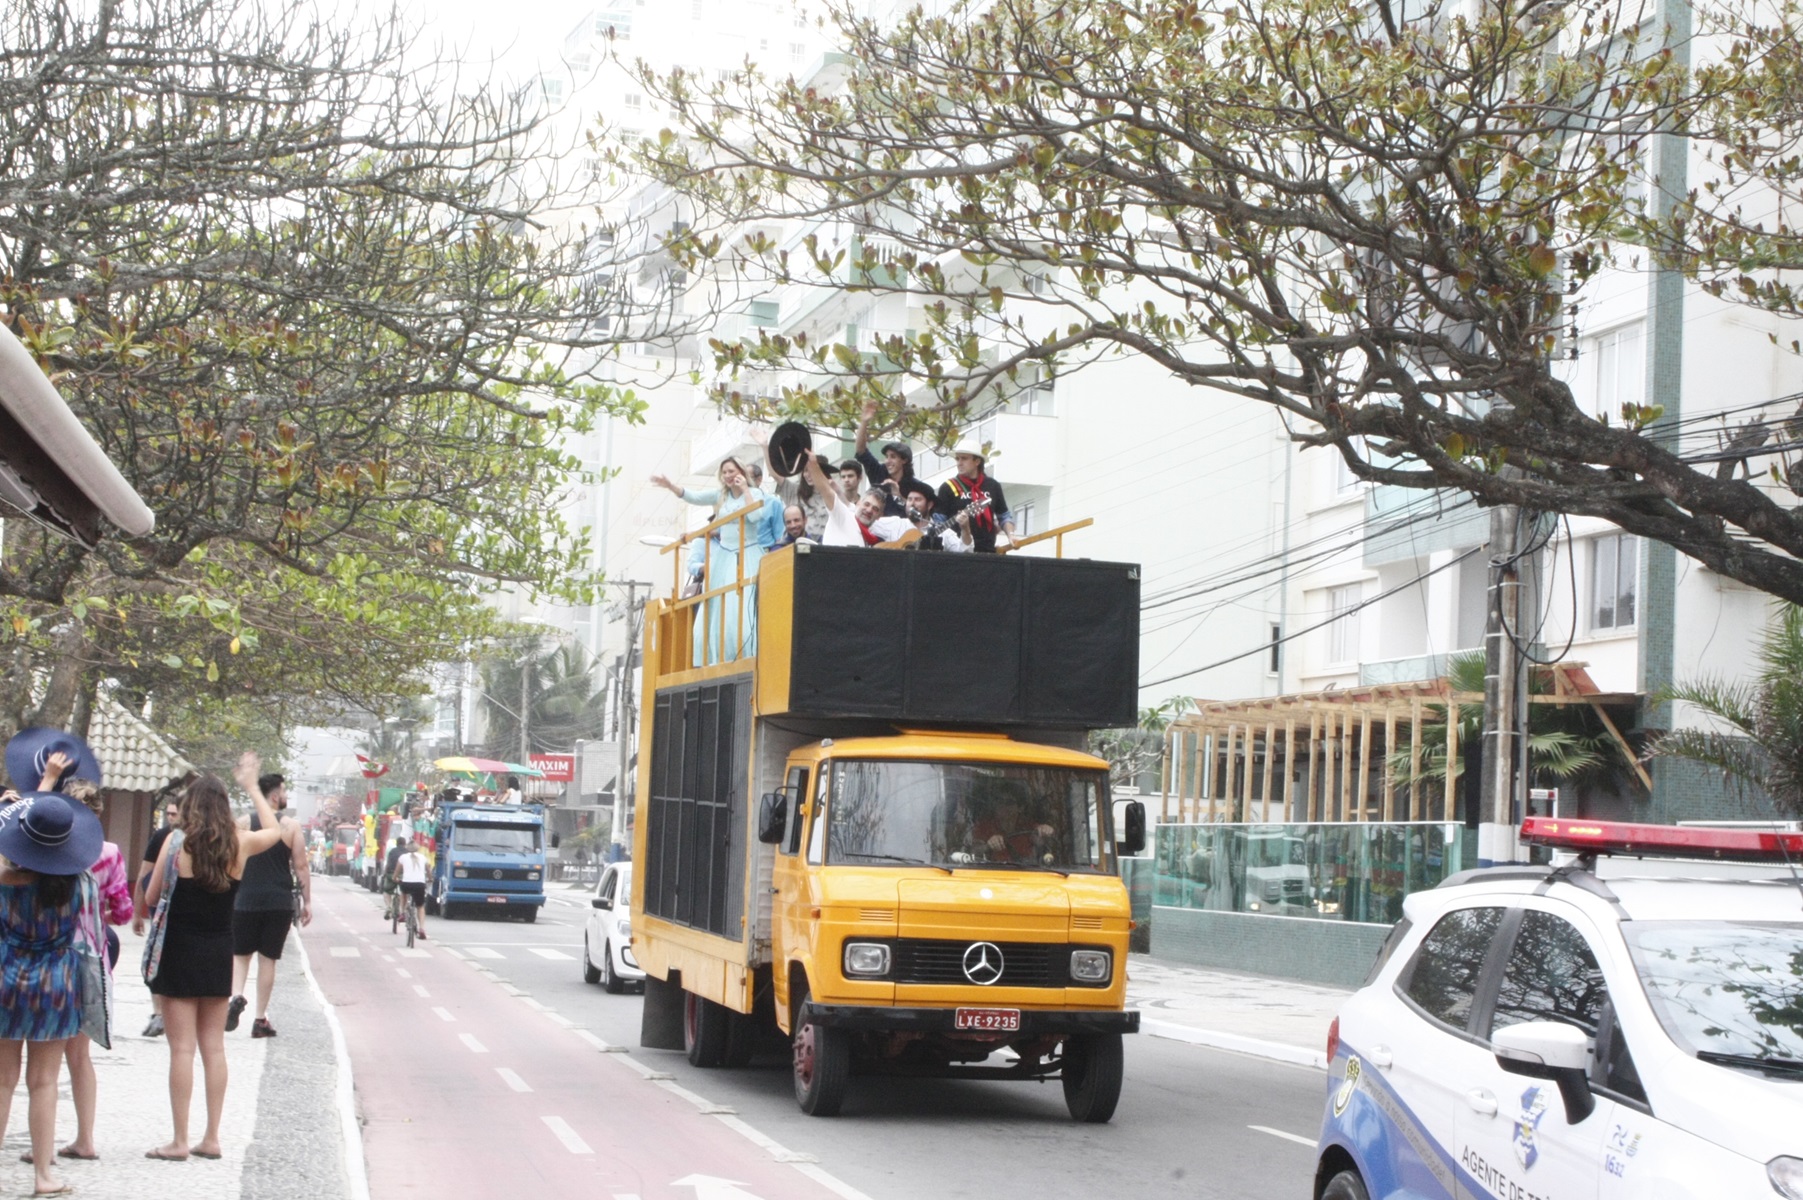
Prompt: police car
<box><xmin>1314</xmin><ymin>817</ymin><xmax>1803</xmax><ymax>1200</ymax></box>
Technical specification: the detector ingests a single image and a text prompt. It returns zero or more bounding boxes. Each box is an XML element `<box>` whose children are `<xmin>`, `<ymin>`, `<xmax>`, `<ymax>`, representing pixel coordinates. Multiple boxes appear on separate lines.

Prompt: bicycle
<box><xmin>403</xmin><ymin>889</ymin><xmax>420</xmax><ymax>949</ymax></box>
<box><xmin>389</xmin><ymin>875</ymin><xmax>402</xmax><ymax>936</ymax></box>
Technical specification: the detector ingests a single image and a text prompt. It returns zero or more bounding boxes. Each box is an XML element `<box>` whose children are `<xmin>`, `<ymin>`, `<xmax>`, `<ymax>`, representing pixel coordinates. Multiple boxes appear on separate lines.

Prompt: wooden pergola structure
<box><xmin>1160</xmin><ymin>664</ymin><xmax>1644</xmax><ymax>824</ymax></box>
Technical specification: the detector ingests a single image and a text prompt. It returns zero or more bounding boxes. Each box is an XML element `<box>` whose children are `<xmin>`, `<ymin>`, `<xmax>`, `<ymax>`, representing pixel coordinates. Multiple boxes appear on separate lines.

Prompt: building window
<box><xmin>1012</xmin><ymin>501</ymin><xmax>1034</xmax><ymax>538</ymax></box>
<box><xmin>1327</xmin><ymin>584</ymin><xmax>1362</xmax><ymax>664</ymax></box>
<box><xmin>1591</xmin><ymin>322</ymin><xmax>1644</xmax><ymax>419</ymax></box>
<box><xmin>624</xmin><ymin>93</ymin><xmax>641</xmax><ymax>112</ymax></box>
<box><xmin>790</xmin><ymin>42</ymin><xmax>807</xmax><ymax>65</ymax></box>
<box><xmin>1591</xmin><ymin>533</ymin><xmax>1638</xmax><ymax>630</ymax></box>
<box><xmin>1269</xmin><ymin>624</ymin><xmax>1282</xmax><ymax>675</ymax></box>
<box><xmin>691</xmin><ymin>0</ymin><xmax>704</xmax><ymax>18</ymax></box>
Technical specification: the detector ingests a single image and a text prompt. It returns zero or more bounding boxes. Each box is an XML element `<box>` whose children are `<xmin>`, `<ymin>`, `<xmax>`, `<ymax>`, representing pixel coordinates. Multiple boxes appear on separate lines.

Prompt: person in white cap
<box><xmin>936</xmin><ymin>437</ymin><xmax>1016</xmax><ymax>552</ymax></box>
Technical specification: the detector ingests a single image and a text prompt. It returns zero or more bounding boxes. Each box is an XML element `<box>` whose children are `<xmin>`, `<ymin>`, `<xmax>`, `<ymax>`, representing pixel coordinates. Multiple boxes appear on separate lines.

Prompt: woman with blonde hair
<box><xmin>651</xmin><ymin>456</ymin><xmax>783</xmax><ymax>665</ymax></box>
<box><xmin>143</xmin><ymin>753</ymin><xmax>282</xmax><ymax>1162</ymax></box>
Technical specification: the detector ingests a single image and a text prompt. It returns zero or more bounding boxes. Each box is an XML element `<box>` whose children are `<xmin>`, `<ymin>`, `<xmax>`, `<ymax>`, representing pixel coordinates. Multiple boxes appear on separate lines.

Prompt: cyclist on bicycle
<box><xmin>380</xmin><ymin>836</ymin><xmax>406</xmax><ymax>921</ymax></box>
<box><xmin>392</xmin><ymin>838</ymin><xmax>431</xmax><ymax>940</ymax></box>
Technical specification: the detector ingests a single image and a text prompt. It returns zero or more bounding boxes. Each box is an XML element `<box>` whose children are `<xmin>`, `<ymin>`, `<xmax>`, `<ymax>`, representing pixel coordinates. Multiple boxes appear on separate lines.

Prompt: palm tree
<box><xmin>355</xmin><ymin>696</ymin><xmax>434</xmax><ymax>787</ymax></box>
<box><xmin>1651</xmin><ymin>605</ymin><xmax>1803</xmax><ymax>817</ymax></box>
<box><xmin>478</xmin><ymin>642</ymin><xmax>608</xmax><ymax>759</ymax></box>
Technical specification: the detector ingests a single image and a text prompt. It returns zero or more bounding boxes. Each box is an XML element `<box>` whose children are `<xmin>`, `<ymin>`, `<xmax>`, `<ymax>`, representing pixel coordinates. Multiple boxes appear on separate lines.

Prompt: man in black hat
<box><xmin>854</xmin><ymin>400</ymin><xmax>931</xmax><ymax>518</ymax></box>
<box><xmin>226</xmin><ymin>771</ymin><xmax>311</xmax><ymax>1038</ymax></box>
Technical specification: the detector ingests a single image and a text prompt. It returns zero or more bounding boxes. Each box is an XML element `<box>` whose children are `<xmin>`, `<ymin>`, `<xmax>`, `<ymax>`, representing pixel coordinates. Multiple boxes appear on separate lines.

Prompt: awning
<box><xmin>0</xmin><ymin>320</ymin><xmax>154</xmax><ymax>546</ymax></box>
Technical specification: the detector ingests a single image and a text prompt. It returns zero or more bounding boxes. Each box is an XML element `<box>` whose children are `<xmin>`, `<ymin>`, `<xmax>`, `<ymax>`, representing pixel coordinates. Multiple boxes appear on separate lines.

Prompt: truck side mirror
<box><xmin>756</xmin><ymin>791</ymin><xmax>787</xmax><ymax>844</ymax></box>
<box><xmin>1118</xmin><ymin>800</ymin><xmax>1146</xmax><ymax>857</ymax></box>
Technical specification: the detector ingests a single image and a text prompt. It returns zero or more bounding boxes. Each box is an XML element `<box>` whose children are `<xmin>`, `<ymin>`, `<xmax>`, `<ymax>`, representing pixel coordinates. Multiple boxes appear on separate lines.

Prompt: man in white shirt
<box><xmin>806</xmin><ymin>452</ymin><xmax>912</xmax><ymax>546</ymax></box>
<box><xmin>393</xmin><ymin>839</ymin><xmax>432</xmax><ymax>939</ymax></box>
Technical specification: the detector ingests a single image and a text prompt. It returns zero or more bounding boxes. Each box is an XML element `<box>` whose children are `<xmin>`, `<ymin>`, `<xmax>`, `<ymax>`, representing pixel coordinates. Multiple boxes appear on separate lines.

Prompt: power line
<box><xmin>1140</xmin><ymin>546</ymin><xmax>1483</xmax><ymax>689</ymax></box>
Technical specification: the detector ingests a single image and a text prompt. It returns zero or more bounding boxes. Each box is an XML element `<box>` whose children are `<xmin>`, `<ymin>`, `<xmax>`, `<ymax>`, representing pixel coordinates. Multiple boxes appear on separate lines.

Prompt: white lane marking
<box><xmin>547</xmin><ymin>1013</ymin><xmax>575</xmax><ymax>1028</ymax></box>
<box><xmin>613</xmin><ymin>1195</ymin><xmax>642</xmax><ymax>1200</ymax></box>
<box><xmin>575</xmin><ymin>1030</ymin><xmax>619</xmax><ymax>1052</ymax></box>
<box><xmin>672</xmin><ymin>1177</ymin><xmax>764</xmax><ymax>1199</ymax></box>
<box><xmin>412</xmin><ymin>985</ymin><xmax>430</xmax><ymax>998</ymax></box>
<box><xmin>1249</xmin><ymin>1124</ymin><xmax>1315</xmax><ymax>1147</ymax></box>
<box><xmin>292</xmin><ymin>935</ymin><xmax>371</xmax><ymax>1200</ymax></box>
<box><xmin>528</xmin><ymin>948</ymin><xmax>574</xmax><ymax>960</ymax></box>
<box><xmin>467</xmin><ymin>947</ymin><xmax>504</xmax><ymax>959</ymax></box>
<box><xmin>459</xmin><ymin>1033</ymin><xmax>488</xmax><ymax>1053</ymax></box>
<box><xmin>395</xmin><ymin>968</ymin><xmax>412</xmax><ymax>979</ymax></box>
<box><xmin>329</xmin><ymin>946</ymin><xmax>360</xmax><ymax>958</ymax></box>
<box><xmin>496</xmin><ymin>1068</ymin><xmax>532</xmax><ymax>1093</ymax></box>
<box><xmin>381</xmin><ymin>953</ymin><xmax>395</xmax><ymax>963</ymax></box>
<box><xmin>792</xmin><ymin>1162</ymin><xmax>881</xmax><ymax>1200</ymax></box>
<box><xmin>433</xmin><ymin>1007</ymin><xmax>456</xmax><ymax>1022</ymax></box>
<box><xmin>540</xmin><ymin>1115</ymin><xmax>592</xmax><ymax>1155</ymax></box>
<box><xmin>398</xmin><ymin>948</ymin><xmax>432</xmax><ymax>959</ymax></box>
<box><xmin>522</xmin><ymin>997</ymin><xmax>551</xmax><ymax>1011</ymax></box>
<box><xmin>437</xmin><ymin>946</ymin><xmax>466</xmax><ymax>960</ymax></box>
<box><xmin>712</xmin><ymin>1114</ymin><xmax>815</xmax><ymax>1163</ymax></box>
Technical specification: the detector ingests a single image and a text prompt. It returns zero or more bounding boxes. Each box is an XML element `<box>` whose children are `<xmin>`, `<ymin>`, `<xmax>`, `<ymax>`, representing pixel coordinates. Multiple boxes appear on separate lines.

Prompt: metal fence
<box><xmin>1152</xmin><ymin>821</ymin><xmax>1474</xmax><ymax>927</ymax></box>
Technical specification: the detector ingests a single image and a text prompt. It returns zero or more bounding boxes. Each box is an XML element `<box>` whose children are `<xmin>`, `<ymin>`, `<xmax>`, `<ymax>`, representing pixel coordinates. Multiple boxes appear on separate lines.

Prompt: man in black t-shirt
<box><xmin>134</xmin><ymin>798</ymin><xmax>182</xmax><ymax>1037</ymax></box>
<box><xmin>936</xmin><ymin>438</ymin><xmax>1017</xmax><ymax>553</ymax></box>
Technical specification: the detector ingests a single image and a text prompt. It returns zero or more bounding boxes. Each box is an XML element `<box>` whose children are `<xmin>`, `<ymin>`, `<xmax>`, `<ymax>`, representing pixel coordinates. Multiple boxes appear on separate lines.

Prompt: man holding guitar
<box><xmin>936</xmin><ymin>437</ymin><xmax>1016</xmax><ymax>553</ymax></box>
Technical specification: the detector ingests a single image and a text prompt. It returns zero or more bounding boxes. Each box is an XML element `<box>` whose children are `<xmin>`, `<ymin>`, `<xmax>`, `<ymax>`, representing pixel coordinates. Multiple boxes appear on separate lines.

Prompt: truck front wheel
<box><xmin>1061</xmin><ymin>1032</ymin><xmax>1124</xmax><ymax>1123</ymax></box>
<box><xmin>791</xmin><ymin>1002</ymin><xmax>849</xmax><ymax>1117</ymax></box>
<box><xmin>521</xmin><ymin>908</ymin><xmax>538</xmax><ymax>924</ymax></box>
<box><xmin>684</xmin><ymin>991</ymin><xmax>730</xmax><ymax>1068</ymax></box>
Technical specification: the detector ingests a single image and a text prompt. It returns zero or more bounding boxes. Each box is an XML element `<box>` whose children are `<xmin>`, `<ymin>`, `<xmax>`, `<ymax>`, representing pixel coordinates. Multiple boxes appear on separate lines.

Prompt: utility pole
<box><xmin>612</xmin><ymin>582</ymin><xmax>648</xmax><ymax>864</ymax></box>
<box><xmin>1480</xmin><ymin>482</ymin><xmax>1523</xmax><ymax>867</ymax></box>
<box><xmin>519</xmin><ymin>650</ymin><xmax>531</xmax><ymax>764</ymax></box>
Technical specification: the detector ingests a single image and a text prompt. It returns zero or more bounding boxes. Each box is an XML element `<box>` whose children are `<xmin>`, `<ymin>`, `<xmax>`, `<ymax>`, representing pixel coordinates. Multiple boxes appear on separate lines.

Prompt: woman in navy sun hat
<box><xmin>0</xmin><ymin>786</ymin><xmax>104</xmax><ymax>1197</ymax></box>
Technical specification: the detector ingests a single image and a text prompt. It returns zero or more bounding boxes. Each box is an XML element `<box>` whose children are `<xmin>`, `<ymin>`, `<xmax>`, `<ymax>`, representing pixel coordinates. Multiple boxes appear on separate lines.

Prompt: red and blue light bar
<box><xmin>1521</xmin><ymin>816</ymin><xmax>1803</xmax><ymax>861</ymax></box>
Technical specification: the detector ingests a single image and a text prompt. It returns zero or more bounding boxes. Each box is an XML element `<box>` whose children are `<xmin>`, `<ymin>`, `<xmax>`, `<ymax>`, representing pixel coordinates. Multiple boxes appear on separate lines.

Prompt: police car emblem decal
<box><xmin>1513</xmin><ymin>1086</ymin><xmax>1549</xmax><ymax>1169</ymax></box>
<box><xmin>1332</xmin><ymin>1055</ymin><xmax>1362</xmax><ymax>1117</ymax></box>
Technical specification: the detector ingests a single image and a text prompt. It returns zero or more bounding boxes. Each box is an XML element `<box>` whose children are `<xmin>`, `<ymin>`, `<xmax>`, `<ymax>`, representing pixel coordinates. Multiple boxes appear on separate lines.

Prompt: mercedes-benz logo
<box><xmin>962</xmin><ymin>942</ymin><xmax>1005</xmax><ymax>986</ymax></box>
<box><xmin>492</xmin><ymin>869</ymin><xmax>503</xmax><ymax>880</ymax></box>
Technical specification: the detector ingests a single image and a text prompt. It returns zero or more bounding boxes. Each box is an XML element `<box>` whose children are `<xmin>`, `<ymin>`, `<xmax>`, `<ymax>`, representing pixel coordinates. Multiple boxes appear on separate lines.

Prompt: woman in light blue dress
<box><xmin>652</xmin><ymin>457</ymin><xmax>783</xmax><ymax>666</ymax></box>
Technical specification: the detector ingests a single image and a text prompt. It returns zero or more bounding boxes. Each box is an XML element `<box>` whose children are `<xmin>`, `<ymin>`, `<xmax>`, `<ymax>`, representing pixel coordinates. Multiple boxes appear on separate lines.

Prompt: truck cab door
<box><xmin>770</xmin><ymin>763</ymin><xmax>814</xmax><ymax>1029</ymax></box>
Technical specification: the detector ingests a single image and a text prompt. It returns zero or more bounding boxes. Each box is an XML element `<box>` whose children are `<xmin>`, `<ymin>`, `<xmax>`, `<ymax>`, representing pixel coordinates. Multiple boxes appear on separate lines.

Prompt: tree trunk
<box><xmin>24</xmin><ymin>620</ymin><xmax>89</xmax><ymax>733</ymax></box>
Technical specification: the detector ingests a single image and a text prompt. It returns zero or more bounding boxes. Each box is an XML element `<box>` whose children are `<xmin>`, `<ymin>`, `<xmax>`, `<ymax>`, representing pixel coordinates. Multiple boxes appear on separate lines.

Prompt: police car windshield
<box><xmin>1623</xmin><ymin>921</ymin><xmax>1803</xmax><ymax>1068</ymax></box>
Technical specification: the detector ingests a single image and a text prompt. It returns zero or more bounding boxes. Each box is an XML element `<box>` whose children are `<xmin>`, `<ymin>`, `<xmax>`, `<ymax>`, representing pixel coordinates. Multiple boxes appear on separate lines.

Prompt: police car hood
<box><xmin>1649</xmin><ymin>1047</ymin><xmax>1803</xmax><ymax>1163</ymax></box>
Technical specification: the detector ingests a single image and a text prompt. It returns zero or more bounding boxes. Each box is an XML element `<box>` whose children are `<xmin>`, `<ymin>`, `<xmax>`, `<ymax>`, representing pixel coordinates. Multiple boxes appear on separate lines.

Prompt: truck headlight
<box><xmin>453</xmin><ymin>869</ymin><xmax>469</xmax><ymax>879</ymax></box>
<box><xmin>1770</xmin><ymin>1157</ymin><xmax>1803</xmax><ymax>1199</ymax></box>
<box><xmin>527</xmin><ymin>872</ymin><xmax>541</xmax><ymax>881</ymax></box>
<box><xmin>843</xmin><ymin>942</ymin><xmax>891</xmax><ymax>977</ymax></box>
<box><xmin>1070</xmin><ymin>949</ymin><xmax>1112</xmax><ymax>984</ymax></box>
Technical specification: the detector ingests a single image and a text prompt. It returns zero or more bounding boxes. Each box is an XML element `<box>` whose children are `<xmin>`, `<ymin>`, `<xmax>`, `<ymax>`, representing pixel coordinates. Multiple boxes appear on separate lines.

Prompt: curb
<box><xmin>1138</xmin><ymin>1016</ymin><xmax>1328</xmax><ymax>1070</ymax></box>
<box><xmin>295</xmin><ymin>936</ymin><xmax>372</xmax><ymax>1200</ymax></box>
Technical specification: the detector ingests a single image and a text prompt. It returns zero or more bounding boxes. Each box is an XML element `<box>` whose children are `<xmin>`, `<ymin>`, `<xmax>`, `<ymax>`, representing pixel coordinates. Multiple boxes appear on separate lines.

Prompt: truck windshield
<box><xmin>1622</xmin><ymin>920</ymin><xmax>1803</xmax><ymax>1070</ymax></box>
<box><xmin>452</xmin><ymin>823</ymin><xmax>541</xmax><ymax>855</ymax></box>
<box><xmin>825</xmin><ymin>760</ymin><xmax>1107</xmax><ymax>872</ymax></box>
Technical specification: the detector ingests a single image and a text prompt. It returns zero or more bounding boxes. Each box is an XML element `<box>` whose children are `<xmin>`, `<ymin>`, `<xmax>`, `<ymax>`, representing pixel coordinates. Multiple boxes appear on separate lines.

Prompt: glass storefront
<box><xmin>1152</xmin><ymin>822</ymin><xmax>1472</xmax><ymax>926</ymax></box>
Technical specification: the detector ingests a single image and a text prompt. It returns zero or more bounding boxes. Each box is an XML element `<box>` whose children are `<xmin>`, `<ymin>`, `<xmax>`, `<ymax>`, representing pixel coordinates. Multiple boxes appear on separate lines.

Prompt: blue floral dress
<box><xmin>0</xmin><ymin>881</ymin><xmax>81</xmax><ymax>1040</ymax></box>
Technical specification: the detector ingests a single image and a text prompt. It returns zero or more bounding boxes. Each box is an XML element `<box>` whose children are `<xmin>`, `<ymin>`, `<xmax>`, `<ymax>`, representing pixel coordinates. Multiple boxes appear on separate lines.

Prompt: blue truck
<box><xmin>429</xmin><ymin>801</ymin><xmax>548</xmax><ymax>922</ymax></box>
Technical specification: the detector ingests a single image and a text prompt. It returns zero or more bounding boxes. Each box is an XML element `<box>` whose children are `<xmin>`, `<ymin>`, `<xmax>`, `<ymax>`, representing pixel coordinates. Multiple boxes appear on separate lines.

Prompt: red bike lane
<box><xmin>306</xmin><ymin>882</ymin><xmax>852</xmax><ymax>1200</ymax></box>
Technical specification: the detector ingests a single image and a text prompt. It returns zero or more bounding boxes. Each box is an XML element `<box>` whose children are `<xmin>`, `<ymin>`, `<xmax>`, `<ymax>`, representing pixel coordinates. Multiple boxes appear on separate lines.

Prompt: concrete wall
<box><xmin>1150</xmin><ymin>905</ymin><xmax>1392</xmax><ymax>989</ymax></box>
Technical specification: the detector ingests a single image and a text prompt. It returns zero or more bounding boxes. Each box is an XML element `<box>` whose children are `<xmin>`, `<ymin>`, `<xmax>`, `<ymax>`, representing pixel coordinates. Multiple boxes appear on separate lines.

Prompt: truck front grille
<box><xmin>890</xmin><ymin>939</ymin><xmax>1061</xmax><ymax>988</ymax></box>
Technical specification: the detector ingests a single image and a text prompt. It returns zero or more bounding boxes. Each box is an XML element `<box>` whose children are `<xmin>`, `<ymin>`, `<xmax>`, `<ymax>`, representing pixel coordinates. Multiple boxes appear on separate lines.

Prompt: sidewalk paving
<box><xmin>0</xmin><ymin>925</ymin><xmax>356</xmax><ymax>1200</ymax></box>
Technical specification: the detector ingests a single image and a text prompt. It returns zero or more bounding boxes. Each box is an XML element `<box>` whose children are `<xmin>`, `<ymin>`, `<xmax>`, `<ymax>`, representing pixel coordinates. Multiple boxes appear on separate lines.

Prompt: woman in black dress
<box><xmin>143</xmin><ymin>756</ymin><xmax>282</xmax><ymax>1162</ymax></box>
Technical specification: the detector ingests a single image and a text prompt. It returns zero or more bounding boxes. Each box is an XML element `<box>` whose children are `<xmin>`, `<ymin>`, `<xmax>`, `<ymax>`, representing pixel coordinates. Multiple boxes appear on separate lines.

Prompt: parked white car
<box><xmin>1314</xmin><ymin>817</ymin><xmax>1803</xmax><ymax>1200</ymax></box>
<box><xmin>582</xmin><ymin>860</ymin><xmax>644</xmax><ymax>994</ymax></box>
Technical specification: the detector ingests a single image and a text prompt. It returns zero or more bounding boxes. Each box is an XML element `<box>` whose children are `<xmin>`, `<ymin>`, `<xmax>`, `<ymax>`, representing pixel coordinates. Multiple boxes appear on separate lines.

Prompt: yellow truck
<box><xmin>630</xmin><ymin>530</ymin><xmax>1146</xmax><ymax>1120</ymax></box>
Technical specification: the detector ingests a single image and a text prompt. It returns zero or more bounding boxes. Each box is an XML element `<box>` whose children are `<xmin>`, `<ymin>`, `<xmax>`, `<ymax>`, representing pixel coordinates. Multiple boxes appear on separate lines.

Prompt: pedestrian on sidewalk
<box><xmin>26</xmin><ymin>758</ymin><xmax>133</xmax><ymax>1167</ymax></box>
<box><xmin>226</xmin><ymin>771</ymin><xmax>311</xmax><ymax>1039</ymax></box>
<box><xmin>144</xmin><ymin>757</ymin><xmax>285</xmax><ymax>1163</ymax></box>
<box><xmin>0</xmin><ymin>787</ymin><xmax>106</xmax><ymax>1197</ymax></box>
<box><xmin>133</xmin><ymin>798</ymin><xmax>181</xmax><ymax>1038</ymax></box>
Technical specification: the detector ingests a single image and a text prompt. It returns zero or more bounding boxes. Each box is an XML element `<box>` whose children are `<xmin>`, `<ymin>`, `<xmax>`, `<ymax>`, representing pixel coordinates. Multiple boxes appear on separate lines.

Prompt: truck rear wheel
<box><xmin>791</xmin><ymin>998</ymin><xmax>849</xmax><ymax>1117</ymax></box>
<box><xmin>1061</xmin><ymin>1032</ymin><xmax>1124</xmax><ymax>1123</ymax></box>
<box><xmin>722</xmin><ymin>1008</ymin><xmax>756</xmax><ymax>1068</ymax></box>
<box><xmin>684</xmin><ymin>991</ymin><xmax>730</xmax><ymax>1068</ymax></box>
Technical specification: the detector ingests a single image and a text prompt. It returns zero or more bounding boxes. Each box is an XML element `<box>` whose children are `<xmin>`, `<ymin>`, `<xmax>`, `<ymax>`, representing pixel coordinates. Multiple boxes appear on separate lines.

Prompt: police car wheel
<box><xmin>582</xmin><ymin>936</ymin><xmax>602</xmax><ymax>985</ymax></box>
<box><xmin>602</xmin><ymin>941</ymin><xmax>625</xmax><ymax>994</ymax></box>
<box><xmin>1320</xmin><ymin>1169</ymin><xmax>1369</xmax><ymax>1200</ymax></box>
